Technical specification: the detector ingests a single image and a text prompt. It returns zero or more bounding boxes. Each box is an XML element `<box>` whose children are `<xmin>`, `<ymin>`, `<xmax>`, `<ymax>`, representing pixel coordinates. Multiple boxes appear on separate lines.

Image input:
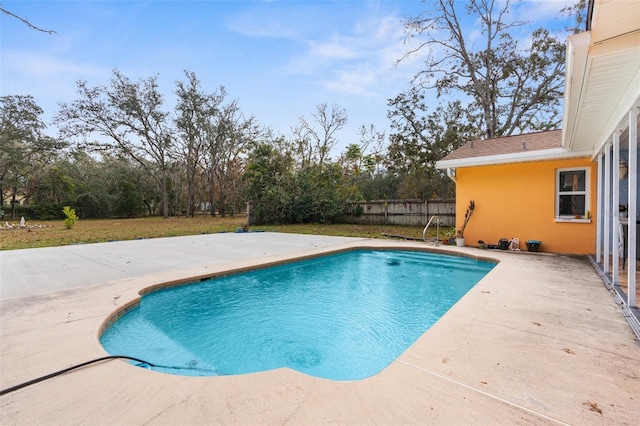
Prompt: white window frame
<box><xmin>555</xmin><ymin>167</ymin><xmax>591</xmax><ymax>222</ymax></box>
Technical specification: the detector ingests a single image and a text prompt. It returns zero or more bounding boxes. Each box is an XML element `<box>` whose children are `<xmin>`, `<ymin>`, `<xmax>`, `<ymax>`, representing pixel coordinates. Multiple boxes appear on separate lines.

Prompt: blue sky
<box><xmin>1</xmin><ymin>0</ymin><xmax>574</xmax><ymax>157</ymax></box>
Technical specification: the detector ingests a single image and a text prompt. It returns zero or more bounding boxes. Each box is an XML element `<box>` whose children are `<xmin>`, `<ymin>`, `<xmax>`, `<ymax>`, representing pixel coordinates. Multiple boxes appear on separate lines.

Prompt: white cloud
<box><xmin>512</xmin><ymin>0</ymin><xmax>576</xmax><ymax>25</ymax></box>
<box><xmin>226</xmin><ymin>17</ymin><xmax>299</xmax><ymax>39</ymax></box>
<box><xmin>287</xmin><ymin>13</ymin><xmax>421</xmax><ymax>98</ymax></box>
<box><xmin>1</xmin><ymin>49</ymin><xmax>109</xmax><ymax>126</ymax></box>
<box><xmin>222</xmin><ymin>2</ymin><xmax>425</xmax><ymax>107</ymax></box>
<box><xmin>224</xmin><ymin>3</ymin><xmax>312</xmax><ymax>40</ymax></box>
<box><xmin>308</xmin><ymin>39</ymin><xmax>358</xmax><ymax>61</ymax></box>
<box><xmin>4</xmin><ymin>50</ymin><xmax>105</xmax><ymax>80</ymax></box>
<box><xmin>321</xmin><ymin>65</ymin><xmax>378</xmax><ymax>96</ymax></box>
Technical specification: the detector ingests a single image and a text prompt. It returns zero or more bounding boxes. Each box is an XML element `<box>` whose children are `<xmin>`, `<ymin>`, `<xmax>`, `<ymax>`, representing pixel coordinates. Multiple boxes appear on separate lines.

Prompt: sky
<box><xmin>1</xmin><ymin>0</ymin><xmax>575</xmax><ymax>158</ymax></box>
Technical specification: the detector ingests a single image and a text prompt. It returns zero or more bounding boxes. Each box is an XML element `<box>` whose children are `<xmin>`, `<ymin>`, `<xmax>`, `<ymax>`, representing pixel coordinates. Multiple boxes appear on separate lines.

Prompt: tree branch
<box><xmin>1</xmin><ymin>7</ymin><xmax>56</xmax><ymax>34</ymax></box>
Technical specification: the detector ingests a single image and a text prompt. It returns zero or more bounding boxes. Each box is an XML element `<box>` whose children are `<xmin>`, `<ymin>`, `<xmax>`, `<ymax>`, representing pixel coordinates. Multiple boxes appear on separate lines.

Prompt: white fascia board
<box><xmin>562</xmin><ymin>31</ymin><xmax>591</xmax><ymax>150</ymax></box>
<box><xmin>435</xmin><ymin>148</ymin><xmax>593</xmax><ymax>169</ymax></box>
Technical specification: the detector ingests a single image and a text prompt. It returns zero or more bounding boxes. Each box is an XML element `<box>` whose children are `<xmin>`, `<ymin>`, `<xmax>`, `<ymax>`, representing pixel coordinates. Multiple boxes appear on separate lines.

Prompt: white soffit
<box><xmin>591</xmin><ymin>0</ymin><xmax>640</xmax><ymax>44</ymax></box>
<box><xmin>571</xmin><ymin>45</ymin><xmax>640</xmax><ymax>153</ymax></box>
<box><xmin>562</xmin><ymin>0</ymin><xmax>640</xmax><ymax>156</ymax></box>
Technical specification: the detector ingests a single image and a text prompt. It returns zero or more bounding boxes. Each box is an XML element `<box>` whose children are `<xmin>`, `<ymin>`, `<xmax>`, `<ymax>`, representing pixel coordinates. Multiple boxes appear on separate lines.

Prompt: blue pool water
<box><xmin>100</xmin><ymin>250</ymin><xmax>494</xmax><ymax>380</ymax></box>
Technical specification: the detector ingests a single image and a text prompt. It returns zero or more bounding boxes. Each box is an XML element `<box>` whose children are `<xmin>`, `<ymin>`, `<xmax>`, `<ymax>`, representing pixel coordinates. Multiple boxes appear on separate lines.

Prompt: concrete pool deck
<box><xmin>0</xmin><ymin>232</ymin><xmax>638</xmax><ymax>424</ymax></box>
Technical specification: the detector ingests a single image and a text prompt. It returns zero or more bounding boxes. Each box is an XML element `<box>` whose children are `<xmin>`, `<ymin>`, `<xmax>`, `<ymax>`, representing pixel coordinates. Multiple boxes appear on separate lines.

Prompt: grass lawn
<box><xmin>0</xmin><ymin>215</ymin><xmax>454</xmax><ymax>250</ymax></box>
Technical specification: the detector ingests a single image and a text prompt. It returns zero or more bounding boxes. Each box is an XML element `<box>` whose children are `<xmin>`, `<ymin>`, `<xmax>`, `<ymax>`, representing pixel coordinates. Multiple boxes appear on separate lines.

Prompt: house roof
<box><xmin>435</xmin><ymin>129</ymin><xmax>591</xmax><ymax>169</ymax></box>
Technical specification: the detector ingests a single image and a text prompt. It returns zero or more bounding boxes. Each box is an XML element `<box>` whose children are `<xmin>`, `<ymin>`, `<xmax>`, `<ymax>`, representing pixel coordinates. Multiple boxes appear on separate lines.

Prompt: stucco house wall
<box><xmin>455</xmin><ymin>157</ymin><xmax>597</xmax><ymax>255</ymax></box>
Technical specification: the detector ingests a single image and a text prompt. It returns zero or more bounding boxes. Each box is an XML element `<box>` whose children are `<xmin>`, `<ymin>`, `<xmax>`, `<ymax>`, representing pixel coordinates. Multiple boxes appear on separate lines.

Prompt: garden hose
<box><xmin>0</xmin><ymin>355</ymin><xmax>153</xmax><ymax>396</ymax></box>
<box><xmin>0</xmin><ymin>355</ymin><xmax>221</xmax><ymax>397</ymax></box>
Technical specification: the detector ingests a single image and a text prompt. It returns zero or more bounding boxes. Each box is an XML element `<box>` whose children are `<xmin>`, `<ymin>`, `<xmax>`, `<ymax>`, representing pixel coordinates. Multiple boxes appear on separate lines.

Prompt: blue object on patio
<box><xmin>526</xmin><ymin>240</ymin><xmax>541</xmax><ymax>252</ymax></box>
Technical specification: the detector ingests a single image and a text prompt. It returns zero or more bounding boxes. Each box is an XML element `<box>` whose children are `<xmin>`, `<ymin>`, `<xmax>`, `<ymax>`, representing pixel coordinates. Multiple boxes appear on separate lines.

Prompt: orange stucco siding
<box><xmin>455</xmin><ymin>157</ymin><xmax>597</xmax><ymax>255</ymax></box>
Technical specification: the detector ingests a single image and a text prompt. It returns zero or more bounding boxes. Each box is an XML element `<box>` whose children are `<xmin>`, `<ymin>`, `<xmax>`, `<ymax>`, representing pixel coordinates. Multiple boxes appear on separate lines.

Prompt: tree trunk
<box><xmin>208</xmin><ymin>186</ymin><xmax>216</xmax><ymax>217</ymax></box>
<box><xmin>160</xmin><ymin>173</ymin><xmax>169</xmax><ymax>218</ymax></box>
<box><xmin>185</xmin><ymin>180</ymin><xmax>194</xmax><ymax>217</ymax></box>
<box><xmin>143</xmin><ymin>199</ymin><xmax>154</xmax><ymax>216</ymax></box>
<box><xmin>10</xmin><ymin>187</ymin><xmax>17</xmax><ymax>220</ymax></box>
<box><xmin>185</xmin><ymin>162</ymin><xmax>197</xmax><ymax>217</ymax></box>
<box><xmin>219</xmin><ymin>198</ymin><xmax>226</xmax><ymax>218</ymax></box>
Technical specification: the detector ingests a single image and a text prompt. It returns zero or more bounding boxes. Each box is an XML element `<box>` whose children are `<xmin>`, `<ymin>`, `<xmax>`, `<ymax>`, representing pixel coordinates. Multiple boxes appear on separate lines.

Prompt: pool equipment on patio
<box><xmin>526</xmin><ymin>240</ymin><xmax>541</xmax><ymax>251</ymax></box>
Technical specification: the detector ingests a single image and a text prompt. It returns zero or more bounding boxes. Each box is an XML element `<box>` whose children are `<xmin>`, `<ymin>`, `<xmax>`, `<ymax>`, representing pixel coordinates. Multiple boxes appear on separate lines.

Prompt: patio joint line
<box><xmin>398</xmin><ymin>360</ymin><xmax>571</xmax><ymax>426</ymax></box>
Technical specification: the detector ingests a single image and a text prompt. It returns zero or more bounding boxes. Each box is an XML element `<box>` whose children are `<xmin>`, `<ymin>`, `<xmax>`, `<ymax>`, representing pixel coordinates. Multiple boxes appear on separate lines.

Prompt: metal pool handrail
<box><xmin>423</xmin><ymin>215</ymin><xmax>440</xmax><ymax>246</ymax></box>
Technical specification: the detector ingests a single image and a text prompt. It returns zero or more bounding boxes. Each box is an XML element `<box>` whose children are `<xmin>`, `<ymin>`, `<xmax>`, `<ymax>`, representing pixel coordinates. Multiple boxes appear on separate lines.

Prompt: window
<box><xmin>556</xmin><ymin>168</ymin><xmax>589</xmax><ymax>219</ymax></box>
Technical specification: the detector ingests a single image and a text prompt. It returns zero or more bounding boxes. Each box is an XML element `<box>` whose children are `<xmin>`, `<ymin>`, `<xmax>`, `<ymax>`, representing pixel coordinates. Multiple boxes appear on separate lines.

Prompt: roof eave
<box><xmin>435</xmin><ymin>148</ymin><xmax>593</xmax><ymax>169</ymax></box>
<box><xmin>562</xmin><ymin>32</ymin><xmax>591</xmax><ymax>151</ymax></box>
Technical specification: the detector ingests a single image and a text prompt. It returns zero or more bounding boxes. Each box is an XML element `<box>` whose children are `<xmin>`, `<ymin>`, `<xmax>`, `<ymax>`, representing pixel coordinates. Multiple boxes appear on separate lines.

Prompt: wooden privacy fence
<box><xmin>246</xmin><ymin>199</ymin><xmax>456</xmax><ymax>227</ymax></box>
<box><xmin>343</xmin><ymin>199</ymin><xmax>455</xmax><ymax>227</ymax></box>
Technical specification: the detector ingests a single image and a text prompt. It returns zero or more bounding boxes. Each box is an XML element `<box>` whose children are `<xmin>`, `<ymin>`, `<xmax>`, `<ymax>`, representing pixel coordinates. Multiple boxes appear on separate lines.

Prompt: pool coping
<box><xmin>1</xmin><ymin>234</ymin><xmax>639</xmax><ymax>424</ymax></box>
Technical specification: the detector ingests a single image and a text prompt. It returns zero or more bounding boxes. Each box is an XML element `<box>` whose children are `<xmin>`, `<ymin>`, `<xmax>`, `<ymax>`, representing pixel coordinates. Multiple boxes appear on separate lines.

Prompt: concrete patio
<box><xmin>1</xmin><ymin>233</ymin><xmax>638</xmax><ymax>425</ymax></box>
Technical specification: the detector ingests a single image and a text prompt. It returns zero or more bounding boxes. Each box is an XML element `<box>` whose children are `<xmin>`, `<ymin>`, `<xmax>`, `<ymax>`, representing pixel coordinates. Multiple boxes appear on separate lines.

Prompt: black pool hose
<box><xmin>0</xmin><ymin>355</ymin><xmax>154</xmax><ymax>397</ymax></box>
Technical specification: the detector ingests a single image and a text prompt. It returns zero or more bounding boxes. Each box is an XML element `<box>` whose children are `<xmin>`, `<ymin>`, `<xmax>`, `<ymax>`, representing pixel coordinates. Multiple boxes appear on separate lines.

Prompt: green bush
<box><xmin>62</xmin><ymin>206</ymin><xmax>79</xmax><ymax>229</ymax></box>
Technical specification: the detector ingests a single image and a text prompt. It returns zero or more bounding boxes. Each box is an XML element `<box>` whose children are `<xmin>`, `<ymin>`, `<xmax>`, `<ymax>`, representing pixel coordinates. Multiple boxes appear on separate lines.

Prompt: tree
<box><xmin>37</xmin><ymin>151</ymin><xmax>106</xmax><ymax>218</ymax></box>
<box><xmin>25</xmin><ymin>151</ymin><xmax>154</xmax><ymax>219</ymax></box>
<box><xmin>211</xmin><ymin>101</ymin><xmax>257</xmax><ymax>217</ymax></box>
<box><xmin>341</xmin><ymin>124</ymin><xmax>385</xmax><ymax>176</ymax></box>
<box><xmin>201</xmin><ymin>98</ymin><xmax>258</xmax><ymax>217</ymax></box>
<box><xmin>244</xmin><ymin>140</ymin><xmax>295</xmax><ymax>224</ymax></box>
<box><xmin>103</xmin><ymin>154</ymin><xmax>149</xmax><ymax>217</ymax></box>
<box><xmin>0</xmin><ymin>95</ymin><xmax>63</xmax><ymax>219</ymax></box>
<box><xmin>244</xmin><ymin>136</ymin><xmax>359</xmax><ymax>224</ymax></box>
<box><xmin>401</xmin><ymin>0</ymin><xmax>568</xmax><ymax>138</ymax></box>
<box><xmin>386</xmin><ymin>89</ymin><xmax>477</xmax><ymax>198</ymax></box>
<box><xmin>338</xmin><ymin>125</ymin><xmax>386</xmax><ymax>202</ymax></box>
<box><xmin>56</xmin><ymin>70</ymin><xmax>174</xmax><ymax>218</ymax></box>
<box><xmin>174</xmin><ymin>71</ymin><xmax>224</xmax><ymax>217</ymax></box>
<box><xmin>293</xmin><ymin>103</ymin><xmax>348</xmax><ymax>168</ymax></box>
<box><xmin>292</xmin><ymin>163</ymin><xmax>353</xmax><ymax>224</ymax></box>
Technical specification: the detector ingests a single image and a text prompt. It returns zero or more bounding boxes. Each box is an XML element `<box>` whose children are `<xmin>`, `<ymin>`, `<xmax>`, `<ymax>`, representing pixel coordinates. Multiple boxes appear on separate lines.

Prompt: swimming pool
<box><xmin>100</xmin><ymin>249</ymin><xmax>495</xmax><ymax>381</ymax></box>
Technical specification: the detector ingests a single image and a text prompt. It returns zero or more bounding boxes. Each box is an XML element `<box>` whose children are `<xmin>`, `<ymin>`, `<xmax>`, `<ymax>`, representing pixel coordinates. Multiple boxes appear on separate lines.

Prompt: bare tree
<box><xmin>174</xmin><ymin>71</ymin><xmax>225</xmax><ymax>217</ymax></box>
<box><xmin>293</xmin><ymin>103</ymin><xmax>347</xmax><ymax>167</ymax></box>
<box><xmin>56</xmin><ymin>70</ymin><xmax>174</xmax><ymax>218</ymax></box>
<box><xmin>357</xmin><ymin>124</ymin><xmax>386</xmax><ymax>172</ymax></box>
<box><xmin>341</xmin><ymin>124</ymin><xmax>385</xmax><ymax>176</ymax></box>
<box><xmin>204</xmin><ymin>100</ymin><xmax>258</xmax><ymax>217</ymax></box>
<box><xmin>400</xmin><ymin>0</ymin><xmax>567</xmax><ymax>138</ymax></box>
